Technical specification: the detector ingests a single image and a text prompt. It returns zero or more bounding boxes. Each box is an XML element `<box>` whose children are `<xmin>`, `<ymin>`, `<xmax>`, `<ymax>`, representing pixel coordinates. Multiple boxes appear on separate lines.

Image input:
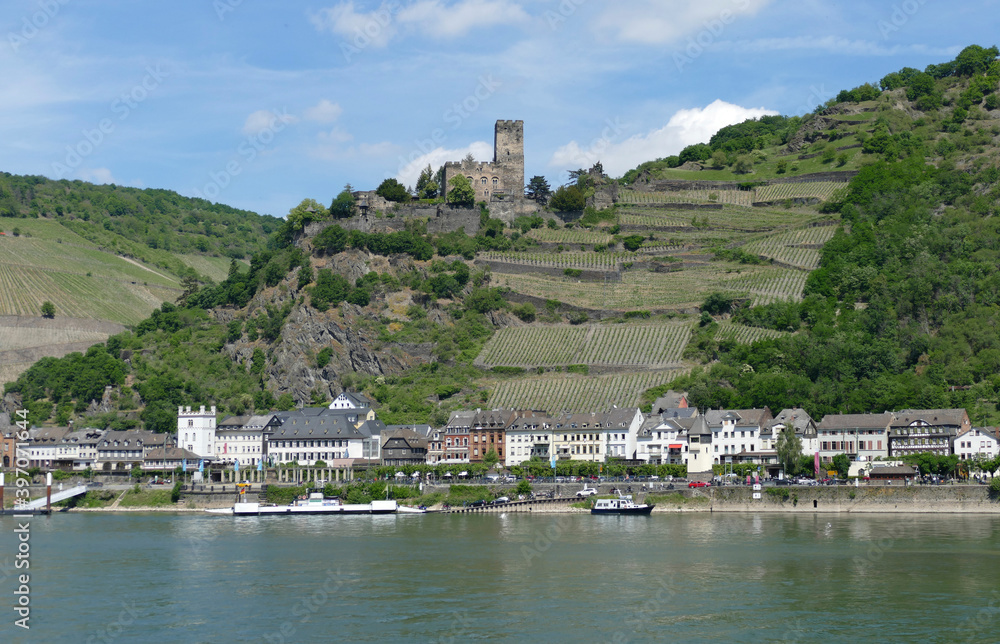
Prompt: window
<box><xmin>481</xmin><ymin>177</ymin><xmax>487</xmax><ymax>185</ymax></box>
<box><xmin>188</xmin><ymin>420</ymin><xmax>194</xmax><ymax>427</ymax></box>
<box><xmin>492</xmin><ymin>177</ymin><xmax>499</xmax><ymax>188</ymax></box>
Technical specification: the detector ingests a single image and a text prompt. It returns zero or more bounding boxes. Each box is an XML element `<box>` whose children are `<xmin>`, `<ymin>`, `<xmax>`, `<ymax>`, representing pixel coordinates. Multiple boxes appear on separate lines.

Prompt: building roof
<box><xmin>381</xmin><ymin>427</ymin><xmax>428</xmax><ymax>450</ymax></box>
<box><xmin>28</xmin><ymin>426</ymin><xmax>71</xmax><ymax>444</ymax></box>
<box><xmin>145</xmin><ymin>447</ymin><xmax>203</xmax><ymax>461</ymax></box>
<box><xmin>869</xmin><ymin>465</ymin><xmax>918</xmax><ymax>476</ymax></box>
<box><xmin>890</xmin><ymin>409</ymin><xmax>969</xmax><ymax>428</ymax></box>
<box><xmin>269</xmin><ymin>414</ymin><xmax>364</xmax><ymax>439</ymax></box>
<box><xmin>768</xmin><ymin>408</ymin><xmax>816</xmax><ymax>436</ymax></box>
<box><xmin>816</xmin><ymin>412</ymin><xmax>893</xmax><ymax>431</ymax></box>
<box><xmin>61</xmin><ymin>429</ymin><xmax>105</xmax><ymax>444</ymax></box>
<box><xmin>704</xmin><ymin>408</ymin><xmax>772</xmax><ymax>428</ymax></box>
<box><xmin>651</xmin><ymin>391</ymin><xmax>688</xmax><ymax>414</ymax></box>
<box><xmin>690</xmin><ymin>415</ymin><xmax>712</xmax><ymax>437</ymax></box>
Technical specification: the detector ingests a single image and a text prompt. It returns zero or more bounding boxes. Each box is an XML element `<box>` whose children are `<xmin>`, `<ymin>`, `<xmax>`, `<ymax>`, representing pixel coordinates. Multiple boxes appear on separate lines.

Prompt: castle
<box><xmin>443</xmin><ymin>120</ymin><xmax>524</xmax><ymax>204</ymax></box>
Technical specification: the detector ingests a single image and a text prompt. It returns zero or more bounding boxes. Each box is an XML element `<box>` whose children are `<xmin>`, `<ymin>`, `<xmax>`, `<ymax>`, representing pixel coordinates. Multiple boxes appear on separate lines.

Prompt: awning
<box><xmin>668</xmin><ymin>444</ymin><xmax>682</xmax><ymax>449</ymax></box>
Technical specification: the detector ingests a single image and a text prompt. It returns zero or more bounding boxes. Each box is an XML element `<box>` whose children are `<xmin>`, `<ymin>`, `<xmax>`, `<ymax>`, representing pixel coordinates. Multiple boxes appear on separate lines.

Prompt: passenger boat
<box><xmin>590</xmin><ymin>494</ymin><xmax>654</xmax><ymax>515</ymax></box>
<box><xmin>206</xmin><ymin>485</ymin><xmax>408</xmax><ymax>516</ymax></box>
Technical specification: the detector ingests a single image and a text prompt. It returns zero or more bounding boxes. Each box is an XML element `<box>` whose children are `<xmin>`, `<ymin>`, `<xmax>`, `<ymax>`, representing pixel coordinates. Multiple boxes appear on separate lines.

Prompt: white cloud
<box><xmin>76</xmin><ymin>167</ymin><xmax>117</xmax><ymax>184</ymax></box>
<box><xmin>242</xmin><ymin>109</ymin><xmax>298</xmax><ymax>135</ymax></box>
<box><xmin>304</xmin><ymin>99</ymin><xmax>343</xmax><ymax>123</ymax></box>
<box><xmin>309</xmin><ymin>2</ymin><xmax>399</xmax><ymax>47</ymax></box>
<box><xmin>396</xmin><ymin>140</ymin><xmax>493</xmax><ymax>188</ymax></box>
<box><xmin>311</xmin><ymin>0</ymin><xmax>528</xmax><ymax>45</ymax></box>
<box><xmin>594</xmin><ymin>0</ymin><xmax>771</xmax><ymax>45</ymax></box>
<box><xmin>398</xmin><ymin>0</ymin><xmax>529</xmax><ymax>38</ymax></box>
<box><xmin>549</xmin><ymin>100</ymin><xmax>778</xmax><ymax>178</ymax></box>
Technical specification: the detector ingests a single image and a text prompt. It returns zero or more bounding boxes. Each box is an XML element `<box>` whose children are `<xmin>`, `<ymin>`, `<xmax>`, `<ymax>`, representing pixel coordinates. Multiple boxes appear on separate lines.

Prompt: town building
<box><xmin>26</xmin><ymin>426</ymin><xmax>70</xmax><ymax>469</ymax></box>
<box><xmin>469</xmin><ymin>408</ymin><xmax>515</xmax><ymax>464</ymax></box>
<box><xmin>381</xmin><ymin>427</ymin><xmax>429</xmax><ymax>467</ymax></box>
<box><xmin>177</xmin><ymin>405</ymin><xmax>217</xmax><ymax>458</ymax></box>
<box><xmin>504</xmin><ymin>411</ymin><xmax>553</xmax><ymax>467</ymax></box>
<box><xmin>889</xmin><ymin>409</ymin><xmax>970</xmax><ymax>458</ymax></box>
<box><xmin>551</xmin><ymin>408</ymin><xmax>644</xmax><ymax>463</ymax></box>
<box><xmin>815</xmin><ymin>412</ymin><xmax>892</xmax><ymax>463</ymax></box>
<box><xmin>685</xmin><ymin>415</ymin><xmax>715</xmax><ymax>476</ymax></box>
<box><xmin>96</xmin><ymin>430</ymin><xmax>170</xmax><ymax>471</ymax></box>
<box><xmin>636</xmin><ymin>411</ymin><xmax>695</xmax><ymax>465</ymax></box>
<box><xmin>214</xmin><ymin>413</ymin><xmax>280</xmax><ymax>467</ymax></box>
<box><xmin>143</xmin><ymin>446</ymin><xmax>204</xmax><ymax>471</ymax></box>
<box><xmin>704</xmin><ymin>408</ymin><xmax>773</xmax><ymax>466</ymax></box>
<box><xmin>953</xmin><ymin>427</ymin><xmax>1000</xmax><ymax>461</ymax></box>
<box><xmin>442</xmin><ymin>410</ymin><xmax>475</xmax><ymax>463</ymax></box>
<box><xmin>57</xmin><ymin>428</ymin><xmax>105</xmax><ymax>470</ymax></box>
<box><xmin>269</xmin><ymin>408</ymin><xmax>369</xmax><ymax>467</ymax></box>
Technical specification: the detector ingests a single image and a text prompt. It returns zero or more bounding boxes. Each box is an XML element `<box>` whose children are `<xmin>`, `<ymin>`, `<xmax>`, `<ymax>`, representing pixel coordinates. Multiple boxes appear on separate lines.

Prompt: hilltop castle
<box><xmin>443</xmin><ymin>120</ymin><xmax>524</xmax><ymax>204</ymax></box>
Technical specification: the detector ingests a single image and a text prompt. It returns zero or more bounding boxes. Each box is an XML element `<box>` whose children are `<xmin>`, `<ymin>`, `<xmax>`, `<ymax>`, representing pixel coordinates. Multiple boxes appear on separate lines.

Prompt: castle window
<box><xmin>492</xmin><ymin>177</ymin><xmax>499</xmax><ymax>187</ymax></box>
<box><xmin>466</xmin><ymin>176</ymin><xmax>473</xmax><ymax>183</ymax></box>
<box><xmin>481</xmin><ymin>177</ymin><xmax>487</xmax><ymax>185</ymax></box>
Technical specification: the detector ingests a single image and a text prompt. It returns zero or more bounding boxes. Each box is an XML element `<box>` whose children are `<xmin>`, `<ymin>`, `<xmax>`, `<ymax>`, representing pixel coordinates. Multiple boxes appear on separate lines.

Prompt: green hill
<box><xmin>0</xmin><ymin>175</ymin><xmax>280</xmax><ymax>382</ymax></box>
<box><xmin>5</xmin><ymin>44</ymin><xmax>1000</xmax><ymax>429</ymax></box>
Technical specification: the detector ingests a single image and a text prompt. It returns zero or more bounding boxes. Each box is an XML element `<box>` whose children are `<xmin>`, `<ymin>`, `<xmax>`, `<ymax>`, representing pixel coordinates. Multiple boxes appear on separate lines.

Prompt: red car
<box><xmin>688</xmin><ymin>481</ymin><xmax>709</xmax><ymax>488</ymax></box>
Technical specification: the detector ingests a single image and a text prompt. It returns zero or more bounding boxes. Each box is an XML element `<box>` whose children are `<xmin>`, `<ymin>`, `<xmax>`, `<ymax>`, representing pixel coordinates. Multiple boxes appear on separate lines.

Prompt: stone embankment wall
<box><xmin>697</xmin><ymin>484</ymin><xmax>1000</xmax><ymax>514</ymax></box>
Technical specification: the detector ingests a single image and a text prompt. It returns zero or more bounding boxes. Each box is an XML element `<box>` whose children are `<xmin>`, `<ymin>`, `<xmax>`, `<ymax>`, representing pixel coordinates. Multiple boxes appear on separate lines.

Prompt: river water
<box><xmin>1</xmin><ymin>511</ymin><xmax>998</xmax><ymax>643</ymax></box>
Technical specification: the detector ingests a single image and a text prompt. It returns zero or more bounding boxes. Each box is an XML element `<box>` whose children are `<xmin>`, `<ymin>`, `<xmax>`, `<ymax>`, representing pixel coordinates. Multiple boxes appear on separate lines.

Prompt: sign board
<box><xmin>753</xmin><ymin>484</ymin><xmax>761</xmax><ymax>491</ymax></box>
<box><xmin>752</xmin><ymin>492</ymin><xmax>762</xmax><ymax>500</ymax></box>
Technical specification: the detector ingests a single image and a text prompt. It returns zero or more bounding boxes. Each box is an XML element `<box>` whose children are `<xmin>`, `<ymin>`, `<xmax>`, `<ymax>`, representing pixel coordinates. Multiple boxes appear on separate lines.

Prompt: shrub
<box><xmin>564</xmin><ymin>268</ymin><xmax>583</xmax><ymax>277</ymax></box>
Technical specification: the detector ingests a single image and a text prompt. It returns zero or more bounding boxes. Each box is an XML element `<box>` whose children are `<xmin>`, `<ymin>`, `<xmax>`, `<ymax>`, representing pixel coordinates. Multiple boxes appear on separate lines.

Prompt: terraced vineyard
<box><xmin>490</xmin><ymin>262</ymin><xmax>810</xmax><ymax>310</ymax></box>
<box><xmin>715</xmin><ymin>321</ymin><xmax>790</xmax><ymax>344</ymax></box>
<box><xmin>754</xmin><ymin>182</ymin><xmax>849</xmax><ymax>203</ymax></box>
<box><xmin>486</xmin><ymin>369</ymin><xmax>687</xmax><ymax>414</ymax></box>
<box><xmin>0</xmin><ymin>226</ymin><xmax>182</xmax><ymax>323</ymax></box>
<box><xmin>477</xmin><ymin>326</ymin><xmax>589</xmax><ymax>367</ymax></box>
<box><xmin>726</xmin><ymin>270</ymin><xmax>809</xmax><ymax>305</ymax></box>
<box><xmin>0</xmin><ymin>315</ymin><xmax>125</xmax><ymax>383</ymax></box>
<box><xmin>741</xmin><ymin>225</ymin><xmax>838</xmax><ymax>270</ymax></box>
<box><xmin>479</xmin><ymin>251</ymin><xmax>637</xmax><ymax>269</ymax></box>
<box><xmin>0</xmin><ymin>326</ymin><xmax>111</xmax><ymax>351</ymax></box>
<box><xmin>618</xmin><ymin>204</ymin><xmax>815</xmax><ymax>232</ymax></box>
<box><xmin>525</xmin><ymin>228</ymin><xmax>614</xmax><ymax>246</ymax></box>
<box><xmin>619</xmin><ymin>189</ymin><xmax>753</xmax><ymax>207</ymax></box>
<box><xmin>477</xmin><ymin>322</ymin><xmax>694</xmax><ymax>368</ymax></box>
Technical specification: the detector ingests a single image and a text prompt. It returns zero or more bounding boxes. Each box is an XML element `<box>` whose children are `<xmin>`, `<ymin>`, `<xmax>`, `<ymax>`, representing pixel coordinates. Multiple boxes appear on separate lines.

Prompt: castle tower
<box><xmin>494</xmin><ymin>120</ymin><xmax>524</xmax><ymax>196</ymax></box>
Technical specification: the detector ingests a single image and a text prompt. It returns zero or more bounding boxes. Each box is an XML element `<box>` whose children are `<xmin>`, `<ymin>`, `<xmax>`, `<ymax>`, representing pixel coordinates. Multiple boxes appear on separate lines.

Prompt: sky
<box><xmin>0</xmin><ymin>0</ymin><xmax>996</xmax><ymax>217</ymax></box>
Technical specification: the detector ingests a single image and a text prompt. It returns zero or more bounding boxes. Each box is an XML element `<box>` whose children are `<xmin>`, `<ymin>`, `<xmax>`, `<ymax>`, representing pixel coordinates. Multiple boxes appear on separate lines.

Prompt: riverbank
<box><xmin>16</xmin><ymin>483</ymin><xmax>1000</xmax><ymax>514</ymax></box>
<box><xmin>690</xmin><ymin>484</ymin><xmax>1000</xmax><ymax>514</ymax></box>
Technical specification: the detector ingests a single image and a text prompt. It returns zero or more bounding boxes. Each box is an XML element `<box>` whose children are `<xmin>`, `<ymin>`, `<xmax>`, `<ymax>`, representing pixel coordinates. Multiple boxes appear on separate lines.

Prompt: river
<box><xmin>1</xmin><ymin>512</ymin><xmax>998</xmax><ymax>643</ymax></box>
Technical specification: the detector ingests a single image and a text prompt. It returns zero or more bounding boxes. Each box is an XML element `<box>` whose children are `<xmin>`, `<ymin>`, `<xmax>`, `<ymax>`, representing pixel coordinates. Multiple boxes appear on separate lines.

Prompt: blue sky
<box><xmin>0</xmin><ymin>0</ymin><xmax>995</xmax><ymax>217</ymax></box>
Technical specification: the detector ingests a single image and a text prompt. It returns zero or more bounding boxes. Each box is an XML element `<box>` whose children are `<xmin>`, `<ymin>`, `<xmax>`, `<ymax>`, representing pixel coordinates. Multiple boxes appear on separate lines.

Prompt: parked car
<box><xmin>576</xmin><ymin>487</ymin><xmax>598</xmax><ymax>497</ymax></box>
<box><xmin>469</xmin><ymin>500</ymin><xmax>487</xmax><ymax>507</ymax></box>
<box><xmin>688</xmin><ymin>481</ymin><xmax>708</xmax><ymax>488</ymax></box>
<box><xmin>493</xmin><ymin>496</ymin><xmax>509</xmax><ymax>504</ymax></box>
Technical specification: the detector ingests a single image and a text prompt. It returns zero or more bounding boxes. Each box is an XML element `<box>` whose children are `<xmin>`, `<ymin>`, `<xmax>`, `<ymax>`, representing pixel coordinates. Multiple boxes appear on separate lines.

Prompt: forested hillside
<box><xmin>5</xmin><ymin>45</ymin><xmax>1000</xmax><ymax>432</ymax></box>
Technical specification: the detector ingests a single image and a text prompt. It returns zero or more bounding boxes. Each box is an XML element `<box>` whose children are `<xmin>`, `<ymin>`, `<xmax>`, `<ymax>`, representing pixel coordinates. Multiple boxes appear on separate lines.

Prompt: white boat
<box><xmin>208</xmin><ymin>490</ymin><xmax>401</xmax><ymax>516</ymax></box>
<box><xmin>591</xmin><ymin>494</ymin><xmax>655</xmax><ymax>515</ymax></box>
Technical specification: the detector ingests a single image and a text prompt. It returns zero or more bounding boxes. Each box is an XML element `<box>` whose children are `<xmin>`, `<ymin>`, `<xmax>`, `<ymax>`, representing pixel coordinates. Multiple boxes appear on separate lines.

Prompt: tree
<box><xmin>286</xmin><ymin>198</ymin><xmax>329</xmax><ymax>231</ymax></box>
<box><xmin>832</xmin><ymin>453</ymin><xmax>851</xmax><ymax>478</ymax></box>
<box><xmin>525</xmin><ymin>175</ymin><xmax>552</xmax><ymax>204</ymax></box>
<box><xmin>775</xmin><ymin>426</ymin><xmax>803</xmax><ymax>476</ymax></box>
<box><xmin>329</xmin><ymin>185</ymin><xmax>356</xmax><ymax>219</ymax></box>
<box><xmin>483</xmin><ymin>448</ymin><xmax>499</xmax><ymax>469</ymax></box>
<box><xmin>415</xmin><ymin>165</ymin><xmax>439</xmax><ymax>199</ymax></box>
<box><xmin>548</xmin><ymin>185</ymin><xmax>585</xmax><ymax>212</ymax></box>
<box><xmin>375</xmin><ymin>178</ymin><xmax>410</xmax><ymax>203</ymax></box>
<box><xmin>710</xmin><ymin>150</ymin><xmax>728</xmax><ymax>169</ymax></box>
<box><xmin>446</xmin><ymin>175</ymin><xmax>475</xmax><ymax>207</ymax></box>
<box><xmin>40</xmin><ymin>301</ymin><xmax>56</xmax><ymax>318</ymax></box>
